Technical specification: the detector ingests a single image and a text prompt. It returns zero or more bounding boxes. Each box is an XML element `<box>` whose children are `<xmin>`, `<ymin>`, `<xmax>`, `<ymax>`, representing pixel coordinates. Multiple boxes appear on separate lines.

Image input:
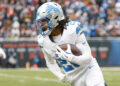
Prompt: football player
<box><xmin>35</xmin><ymin>2</ymin><xmax>107</xmax><ymax>86</ymax></box>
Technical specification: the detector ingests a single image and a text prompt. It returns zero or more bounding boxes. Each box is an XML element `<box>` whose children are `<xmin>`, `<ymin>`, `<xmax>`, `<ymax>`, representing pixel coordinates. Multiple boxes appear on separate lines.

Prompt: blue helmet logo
<box><xmin>46</xmin><ymin>5</ymin><xmax>60</xmax><ymax>15</ymax></box>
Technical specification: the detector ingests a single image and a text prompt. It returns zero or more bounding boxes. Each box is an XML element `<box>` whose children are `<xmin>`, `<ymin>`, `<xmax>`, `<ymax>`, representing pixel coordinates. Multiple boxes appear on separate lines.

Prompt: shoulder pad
<box><xmin>76</xmin><ymin>23</ymin><xmax>84</xmax><ymax>35</ymax></box>
<box><xmin>66</xmin><ymin>21</ymin><xmax>84</xmax><ymax>35</ymax></box>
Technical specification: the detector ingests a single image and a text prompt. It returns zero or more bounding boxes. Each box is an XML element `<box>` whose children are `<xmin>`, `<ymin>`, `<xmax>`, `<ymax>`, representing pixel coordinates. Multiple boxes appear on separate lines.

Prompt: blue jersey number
<box><xmin>57</xmin><ymin>58</ymin><xmax>80</xmax><ymax>72</ymax></box>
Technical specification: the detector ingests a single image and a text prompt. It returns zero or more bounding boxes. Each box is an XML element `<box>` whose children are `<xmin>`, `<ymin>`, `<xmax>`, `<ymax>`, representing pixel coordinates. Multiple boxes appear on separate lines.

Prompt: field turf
<box><xmin>0</xmin><ymin>67</ymin><xmax>120</xmax><ymax>86</ymax></box>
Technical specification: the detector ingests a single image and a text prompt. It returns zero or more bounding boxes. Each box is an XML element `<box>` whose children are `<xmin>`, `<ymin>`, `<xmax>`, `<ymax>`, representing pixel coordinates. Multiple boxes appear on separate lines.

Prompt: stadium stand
<box><xmin>0</xmin><ymin>0</ymin><xmax>120</xmax><ymax>39</ymax></box>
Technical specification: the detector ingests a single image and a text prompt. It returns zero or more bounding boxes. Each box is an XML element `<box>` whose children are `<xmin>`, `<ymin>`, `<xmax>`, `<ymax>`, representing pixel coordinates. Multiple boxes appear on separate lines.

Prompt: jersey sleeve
<box><xmin>66</xmin><ymin>21</ymin><xmax>84</xmax><ymax>38</ymax></box>
<box><xmin>37</xmin><ymin>35</ymin><xmax>44</xmax><ymax>48</ymax></box>
<box><xmin>75</xmin><ymin>22</ymin><xmax>84</xmax><ymax>36</ymax></box>
<box><xmin>70</xmin><ymin>33</ymin><xmax>93</xmax><ymax>66</ymax></box>
<box><xmin>43</xmin><ymin>50</ymin><xmax>65</xmax><ymax>79</ymax></box>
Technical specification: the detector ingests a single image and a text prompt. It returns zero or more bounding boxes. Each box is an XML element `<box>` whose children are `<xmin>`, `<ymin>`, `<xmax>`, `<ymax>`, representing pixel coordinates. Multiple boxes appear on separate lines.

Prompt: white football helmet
<box><xmin>35</xmin><ymin>2</ymin><xmax>65</xmax><ymax>36</ymax></box>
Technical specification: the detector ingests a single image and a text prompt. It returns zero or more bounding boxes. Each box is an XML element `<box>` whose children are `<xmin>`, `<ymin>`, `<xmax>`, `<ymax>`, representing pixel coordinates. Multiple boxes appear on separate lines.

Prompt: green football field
<box><xmin>0</xmin><ymin>67</ymin><xmax>120</xmax><ymax>86</ymax></box>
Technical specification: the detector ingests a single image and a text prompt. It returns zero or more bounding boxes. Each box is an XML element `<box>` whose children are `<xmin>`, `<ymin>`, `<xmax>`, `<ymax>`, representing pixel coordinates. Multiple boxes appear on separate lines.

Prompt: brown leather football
<box><xmin>59</xmin><ymin>44</ymin><xmax>82</xmax><ymax>56</ymax></box>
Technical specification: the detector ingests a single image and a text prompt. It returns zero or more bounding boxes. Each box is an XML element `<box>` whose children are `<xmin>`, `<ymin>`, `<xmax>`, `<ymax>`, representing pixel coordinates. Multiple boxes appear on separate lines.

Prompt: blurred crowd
<box><xmin>0</xmin><ymin>0</ymin><xmax>120</xmax><ymax>38</ymax></box>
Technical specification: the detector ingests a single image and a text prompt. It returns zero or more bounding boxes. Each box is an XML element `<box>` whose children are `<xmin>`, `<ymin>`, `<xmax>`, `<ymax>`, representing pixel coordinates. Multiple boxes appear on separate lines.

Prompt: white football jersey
<box><xmin>37</xmin><ymin>21</ymin><xmax>97</xmax><ymax>83</ymax></box>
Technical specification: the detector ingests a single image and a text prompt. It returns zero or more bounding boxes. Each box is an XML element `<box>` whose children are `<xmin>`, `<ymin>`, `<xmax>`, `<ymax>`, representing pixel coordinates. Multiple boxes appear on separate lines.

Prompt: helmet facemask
<box><xmin>35</xmin><ymin>16</ymin><xmax>59</xmax><ymax>36</ymax></box>
<box><xmin>35</xmin><ymin>18</ymin><xmax>50</xmax><ymax>36</ymax></box>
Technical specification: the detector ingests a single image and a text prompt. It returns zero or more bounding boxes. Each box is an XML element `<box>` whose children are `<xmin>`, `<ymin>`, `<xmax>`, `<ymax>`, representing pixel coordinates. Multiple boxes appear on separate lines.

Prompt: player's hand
<box><xmin>55</xmin><ymin>44</ymin><xmax>74</xmax><ymax>61</ymax></box>
<box><xmin>59</xmin><ymin>74</ymin><xmax>69</xmax><ymax>83</ymax></box>
<box><xmin>59</xmin><ymin>74</ymin><xmax>66</xmax><ymax>83</ymax></box>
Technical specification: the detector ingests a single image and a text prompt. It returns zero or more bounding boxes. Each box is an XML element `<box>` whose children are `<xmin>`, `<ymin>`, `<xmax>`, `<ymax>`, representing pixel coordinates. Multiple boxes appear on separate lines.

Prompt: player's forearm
<box><xmin>70</xmin><ymin>53</ymin><xmax>92</xmax><ymax>65</ymax></box>
<box><xmin>43</xmin><ymin>51</ymin><xmax>64</xmax><ymax>79</ymax></box>
<box><xmin>46</xmin><ymin>61</ymin><xmax>64</xmax><ymax>79</ymax></box>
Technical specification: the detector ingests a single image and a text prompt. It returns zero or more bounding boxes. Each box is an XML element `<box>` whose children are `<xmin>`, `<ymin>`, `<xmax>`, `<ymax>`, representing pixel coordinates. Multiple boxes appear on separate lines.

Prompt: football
<box><xmin>58</xmin><ymin>44</ymin><xmax>82</xmax><ymax>56</ymax></box>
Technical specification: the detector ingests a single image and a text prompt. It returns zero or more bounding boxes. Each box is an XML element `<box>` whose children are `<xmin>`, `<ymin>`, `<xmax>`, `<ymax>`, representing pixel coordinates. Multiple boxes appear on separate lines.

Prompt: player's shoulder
<box><xmin>65</xmin><ymin>21</ymin><xmax>84</xmax><ymax>35</ymax></box>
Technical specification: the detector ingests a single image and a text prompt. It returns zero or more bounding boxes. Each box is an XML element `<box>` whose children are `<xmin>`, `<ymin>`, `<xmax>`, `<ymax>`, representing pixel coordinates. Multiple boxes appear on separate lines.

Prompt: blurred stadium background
<box><xmin>0</xmin><ymin>0</ymin><xmax>120</xmax><ymax>86</ymax></box>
